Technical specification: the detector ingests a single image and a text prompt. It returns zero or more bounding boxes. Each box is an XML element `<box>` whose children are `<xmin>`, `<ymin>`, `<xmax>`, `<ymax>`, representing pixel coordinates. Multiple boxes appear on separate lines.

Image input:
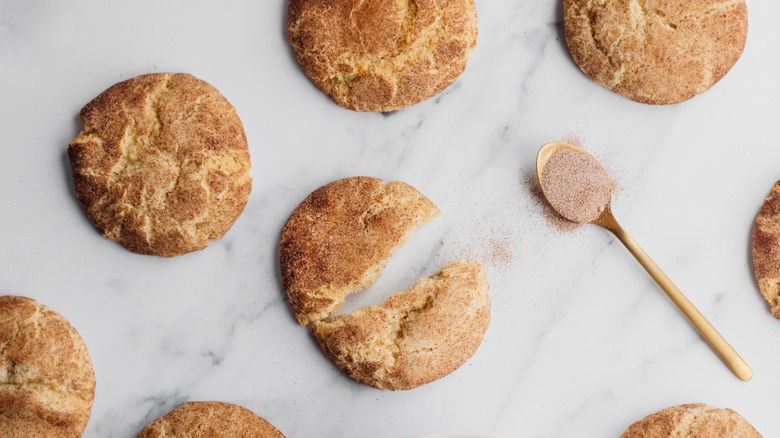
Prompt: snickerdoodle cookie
<box><xmin>752</xmin><ymin>180</ymin><xmax>780</xmax><ymax>319</ymax></box>
<box><xmin>0</xmin><ymin>296</ymin><xmax>96</xmax><ymax>438</ymax></box>
<box><xmin>287</xmin><ymin>0</ymin><xmax>478</xmax><ymax>111</ymax></box>
<box><xmin>621</xmin><ymin>403</ymin><xmax>761</xmax><ymax>437</ymax></box>
<box><xmin>563</xmin><ymin>0</ymin><xmax>748</xmax><ymax>104</ymax></box>
<box><xmin>68</xmin><ymin>73</ymin><xmax>252</xmax><ymax>257</ymax></box>
<box><xmin>137</xmin><ymin>402</ymin><xmax>285</xmax><ymax>438</ymax></box>
<box><xmin>312</xmin><ymin>260</ymin><xmax>490</xmax><ymax>390</ymax></box>
<box><xmin>280</xmin><ymin>176</ymin><xmax>440</xmax><ymax>325</ymax></box>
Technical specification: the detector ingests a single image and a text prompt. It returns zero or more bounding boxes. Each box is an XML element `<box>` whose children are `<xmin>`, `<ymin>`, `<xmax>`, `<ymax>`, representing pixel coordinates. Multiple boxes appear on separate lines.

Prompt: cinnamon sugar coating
<box><xmin>287</xmin><ymin>0</ymin><xmax>477</xmax><ymax>111</ymax></box>
<box><xmin>752</xmin><ymin>180</ymin><xmax>780</xmax><ymax>318</ymax></box>
<box><xmin>0</xmin><ymin>296</ymin><xmax>95</xmax><ymax>438</ymax></box>
<box><xmin>564</xmin><ymin>0</ymin><xmax>748</xmax><ymax>104</ymax></box>
<box><xmin>312</xmin><ymin>260</ymin><xmax>490</xmax><ymax>390</ymax></box>
<box><xmin>280</xmin><ymin>177</ymin><xmax>440</xmax><ymax>325</ymax></box>
<box><xmin>68</xmin><ymin>73</ymin><xmax>251</xmax><ymax>257</ymax></box>
<box><xmin>137</xmin><ymin>402</ymin><xmax>285</xmax><ymax>438</ymax></box>
<box><xmin>621</xmin><ymin>403</ymin><xmax>761</xmax><ymax>438</ymax></box>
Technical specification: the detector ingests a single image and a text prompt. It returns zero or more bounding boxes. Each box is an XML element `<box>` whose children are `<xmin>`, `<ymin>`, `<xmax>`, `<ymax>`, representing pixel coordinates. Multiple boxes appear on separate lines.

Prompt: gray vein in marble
<box><xmin>707</xmin><ymin>291</ymin><xmax>726</xmax><ymax>317</ymax></box>
<box><xmin>138</xmin><ymin>390</ymin><xmax>189</xmax><ymax>426</ymax></box>
<box><xmin>538</xmin><ymin>390</ymin><xmax>615</xmax><ymax>438</ymax></box>
<box><xmin>92</xmin><ymin>293</ymin><xmax>286</xmax><ymax>436</ymax></box>
<box><xmin>466</xmin><ymin>125</ymin><xmax>516</xmax><ymax>181</ymax></box>
<box><xmin>516</xmin><ymin>25</ymin><xmax>557</xmax><ymax>97</ymax></box>
<box><xmin>633</xmin><ymin>338</ymin><xmax>702</xmax><ymax>381</ymax></box>
<box><xmin>490</xmin><ymin>225</ymin><xmax>653</xmax><ymax>427</ymax></box>
<box><xmin>391</xmin><ymin>118</ymin><xmax>425</xmax><ymax>171</ymax></box>
<box><xmin>433</xmin><ymin>82</ymin><xmax>461</xmax><ymax>105</ymax></box>
<box><xmin>614</xmin><ymin>283</ymin><xmax>655</xmax><ymax>331</ymax></box>
<box><xmin>490</xmin><ymin>275</ymin><xmax>591</xmax><ymax>426</ymax></box>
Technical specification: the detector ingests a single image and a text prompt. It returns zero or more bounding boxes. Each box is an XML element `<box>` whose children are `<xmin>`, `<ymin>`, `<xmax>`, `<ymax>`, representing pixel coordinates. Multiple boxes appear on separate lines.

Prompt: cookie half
<box><xmin>752</xmin><ymin>180</ymin><xmax>780</xmax><ymax>318</ymax></box>
<box><xmin>287</xmin><ymin>0</ymin><xmax>478</xmax><ymax>111</ymax></box>
<box><xmin>621</xmin><ymin>403</ymin><xmax>761</xmax><ymax>437</ymax></box>
<box><xmin>312</xmin><ymin>260</ymin><xmax>490</xmax><ymax>390</ymax></box>
<box><xmin>68</xmin><ymin>73</ymin><xmax>252</xmax><ymax>257</ymax></box>
<box><xmin>137</xmin><ymin>402</ymin><xmax>285</xmax><ymax>438</ymax></box>
<box><xmin>0</xmin><ymin>296</ymin><xmax>96</xmax><ymax>438</ymax></box>
<box><xmin>563</xmin><ymin>0</ymin><xmax>748</xmax><ymax>104</ymax></box>
<box><xmin>280</xmin><ymin>176</ymin><xmax>440</xmax><ymax>325</ymax></box>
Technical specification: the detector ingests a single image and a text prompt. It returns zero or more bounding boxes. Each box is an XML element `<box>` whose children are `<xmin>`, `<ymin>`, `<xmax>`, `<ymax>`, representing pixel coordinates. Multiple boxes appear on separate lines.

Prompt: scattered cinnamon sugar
<box><xmin>444</xmin><ymin>236</ymin><xmax>513</xmax><ymax>268</ymax></box>
<box><xmin>524</xmin><ymin>174</ymin><xmax>581</xmax><ymax>232</ymax></box>
<box><xmin>540</xmin><ymin>148</ymin><xmax>614</xmax><ymax>223</ymax></box>
<box><xmin>486</xmin><ymin>238</ymin><xmax>513</xmax><ymax>266</ymax></box>
<box><xmin>563</xmin><ymin>133</ymin><xmax>584</xmax><ymax>148</ymax></box>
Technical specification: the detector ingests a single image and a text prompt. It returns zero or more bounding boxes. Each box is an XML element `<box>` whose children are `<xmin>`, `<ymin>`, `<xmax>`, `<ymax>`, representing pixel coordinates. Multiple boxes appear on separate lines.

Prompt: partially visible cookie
<box><xmin>287</xmin><ymin>0</ymin><xmax>478</xmax><ymax>111</ymax></box>
<box><xmin>312</xmin><ymin>260</ymin><xmax>490</xmax><ymax>390</ymax></box>
<box><xmin>621</xmin><ymin>403</ymin><xmax>761</xmax><ymax>437</ymax></box>
<box><xmin>0</xmin><ymin>296</ymin><xmax>96</xmax><ymax>438</ymax></box>
<box><xmin>563</xmin><ymin>0</ymin><xmax>748</xmax><ymax>104</ymax></box>
<box><xmin>137</xmin><ymin>402</ymin><xmax>285</xmax><ymax>438</ymax></box>
<box><xmin>752</xmin><ymin>180</ymin><xmax>780</xmax><ymax>318</ymax></box>
<box><xmin>68</xmin><ymin>73</ymin><xmax>252</xmax><ymax>257</ymax></box>
<box><xmin>280</xmin><ymin>176</ymin><xmax>440</xmax><ymax>325</ymax></box>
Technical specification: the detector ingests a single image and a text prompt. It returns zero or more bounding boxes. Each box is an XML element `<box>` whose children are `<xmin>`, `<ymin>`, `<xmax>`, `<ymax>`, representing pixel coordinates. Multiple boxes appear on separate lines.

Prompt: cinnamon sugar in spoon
<box><xmin>536</xmin><ymin>141</ymin><xmax>752</xmax><ymax>381</ymax></box>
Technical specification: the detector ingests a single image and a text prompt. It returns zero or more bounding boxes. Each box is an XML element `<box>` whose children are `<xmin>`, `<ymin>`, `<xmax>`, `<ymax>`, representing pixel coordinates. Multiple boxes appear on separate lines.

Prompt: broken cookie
<box><xmin>752</xmin><ymin>180</ymin><xmax>780</xmax><ymax>318</ymax></box>
<box><xmin>279</xmin><ymin>177</ymin><xmax>491</xmax><ymax>389</ymax></box>
<box><xmin>312</xmin><ymin>261</ymin><xmax>490</xmax><ymax>390</ymax></box>
<box><xmin>280</xmin><ymin>176</ymin><xmax>440</xmax><ymax>325</ymax></box>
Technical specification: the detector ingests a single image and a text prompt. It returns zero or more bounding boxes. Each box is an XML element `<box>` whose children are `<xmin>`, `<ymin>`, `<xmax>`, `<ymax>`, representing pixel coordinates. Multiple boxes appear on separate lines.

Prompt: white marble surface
<box><xmin>2</xmin><ymin>0</ymin><xmax>780</xmax><ymax>436</ymax></box>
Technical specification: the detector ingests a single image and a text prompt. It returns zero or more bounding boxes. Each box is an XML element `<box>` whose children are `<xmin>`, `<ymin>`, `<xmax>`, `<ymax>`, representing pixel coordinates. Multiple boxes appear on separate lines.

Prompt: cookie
<box><xmin>563</xmin><ymin>0</ymin><xmax>748</xmax><ymax>104</ymax></box>
<box><xmin>0</xmin><ymin>296</ymin><xmax>96</xmax><ymax>438</ymax></box>
<box><xmin>621</xmin><ymin>403</ymin><xmax>761</xmax><ymax>437</ymax></box>
<box><xmin>280</xmin><ymin>176</ymin><xmax>440</xmax><ymax>325</ymax></box>
<box><xmin>68</xmin><ymin>73</ymin><xmax>252</xmax><ymax>257</ymax></box>
<box><xmin>752</xmin><ymin>180</ymin><xmax>780</xmax><ymax>318</ymax></box>
<box><xmin>312</xmin><ymin>260</ymin><xmax>490</xmax><ymax>390</ymax></box>
<box><xmin>137</xmin><ymin>402</ymin><xmax>285</xmax><ymax>438</ymax></box>
<box><xmin>287</xmin><ymin>0</ymin><xmax>478</xmax><ymax>111</ymax></box>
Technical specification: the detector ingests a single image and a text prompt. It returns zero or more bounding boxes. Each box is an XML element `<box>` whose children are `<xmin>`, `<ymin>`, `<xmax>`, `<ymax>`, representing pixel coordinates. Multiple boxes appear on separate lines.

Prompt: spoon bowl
<box><xmin>536</xmin><ymin>141</ymin><xmax>752</xmax><ymax>381</ymax></box>
<box><xmin>536</xmin><ymin>141</ymin><xmax>587</xmax><ymax>181</ymax></box>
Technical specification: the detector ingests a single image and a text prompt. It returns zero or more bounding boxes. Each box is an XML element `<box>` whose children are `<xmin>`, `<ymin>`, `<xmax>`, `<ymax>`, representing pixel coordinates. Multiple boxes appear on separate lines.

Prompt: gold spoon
<box><xmin>536</xmin><ymin>141</ymin><xmax>752</xmax><ymax>381</ymax></box>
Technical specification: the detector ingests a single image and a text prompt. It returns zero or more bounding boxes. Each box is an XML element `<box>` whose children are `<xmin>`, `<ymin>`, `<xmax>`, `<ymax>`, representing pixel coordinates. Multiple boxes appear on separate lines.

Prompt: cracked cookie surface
<box><xmin>564</xmin><ymin>0</ymin><xmax>747</xmax><ymax>104</ymax></box>
<box><xmin>287</xmin><ymin>0</ymin><xmax>477</xmax><ymax>111</ymax></box>
<box><xmin>68</xmin><ymin>73</ymin><xmax>252</xmax><ymax>257</ymax></box>
<box><xmin>137</xmin><ymin>401</ymin><xmax>286</xmax><ymax>438</ymax></box>
<box><xmin>280</xmin><ymin>176</ymin><xmax>440</xmax><ymax>325</ymax></box>
<box><xmin>621</xmin><ymin>403</ymin><xmax>761</xmax><ymax>437</ymax></box>
<box><xmin>312</xmin><ymin>261</ymin><xmax>490</xmax><ymax>390</ymax></box>
<box><xmin>0</xmin><ymin>296</ymin><xmax>95</xmax><ymax>438</ymax></box>
<box><xmin>752</xmin><ymin>181</ymin><xmax>780</xmax><ymax>319</ymax></box>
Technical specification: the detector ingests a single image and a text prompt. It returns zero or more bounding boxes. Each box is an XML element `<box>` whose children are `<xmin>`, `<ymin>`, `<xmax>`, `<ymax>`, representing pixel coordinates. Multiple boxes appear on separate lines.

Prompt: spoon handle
<box><xmin>607</xmin><ymin>222</ymin><xmax>752</xmax><ymax>381</ymax></box>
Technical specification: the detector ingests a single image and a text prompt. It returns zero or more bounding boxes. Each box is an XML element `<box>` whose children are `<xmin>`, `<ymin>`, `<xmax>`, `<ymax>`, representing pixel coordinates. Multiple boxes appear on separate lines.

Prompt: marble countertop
<box><xmin>2</xmin><ymin>1</ymin><xmax>779</xmax><ymax>437</ymax></box>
